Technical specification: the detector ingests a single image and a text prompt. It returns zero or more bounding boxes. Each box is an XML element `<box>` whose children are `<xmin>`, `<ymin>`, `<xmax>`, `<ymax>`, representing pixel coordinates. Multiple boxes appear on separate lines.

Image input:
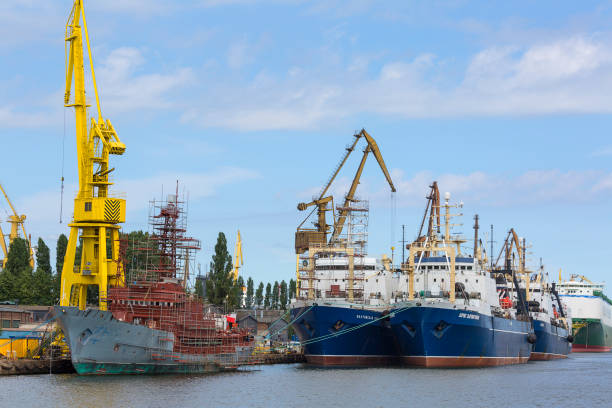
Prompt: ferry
<box><xmin>558</xmin><ymin>276</ymin><xmax>612</xmax><ymax>352</ymax></box>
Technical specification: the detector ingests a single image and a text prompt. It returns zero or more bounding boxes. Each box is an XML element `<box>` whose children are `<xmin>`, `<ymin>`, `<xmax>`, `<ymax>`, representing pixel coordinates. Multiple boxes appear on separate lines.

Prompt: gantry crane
<box><xmin>295</xmin><ymin>129</ymin><xmax>396</xmax><ymax>253</ymax></box>
<box><xmin>59</xmin><ymin>0</ymin><xmax>126</xmax><ymax>310</ymax></box>
<box><xmin>233</xmin><ymin>230</ymin><xmax>243</xmax><ymax>282</ymax></box>
<box><xmin>0</xmin><ymin>183</ymin><xmax>34</xmax><ymax>268</ymax></box>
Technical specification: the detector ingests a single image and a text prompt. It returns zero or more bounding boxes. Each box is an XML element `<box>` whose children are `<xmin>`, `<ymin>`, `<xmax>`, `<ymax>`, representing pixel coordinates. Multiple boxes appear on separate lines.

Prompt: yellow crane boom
<box><xmin>295</xmin><ymin>129</ymin><xmax>396</xmax><ymax>253</ymax></box>
<box><xmin>330</xmin><ymin>129</ymin><xmax>396</xmax><ymax>243</ymax></box>
<box><xmin>0</xmin><ymin>183</ymin><xmax>34</xmax><ymax>268</ymax></box>
<box><xmin>233</xmin><ymin>230</ymin><xmax>243</xmax><ymax>282</ymax></box>
<box><xmin>59</xmin><ymin>0</ymin><xmax>126</xmax><ymax>310</ymax></box>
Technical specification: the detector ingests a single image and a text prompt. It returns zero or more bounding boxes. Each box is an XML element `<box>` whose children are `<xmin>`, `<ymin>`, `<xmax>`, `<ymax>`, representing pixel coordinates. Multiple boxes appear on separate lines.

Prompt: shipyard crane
<box><xmin>59</xmin><ymin>0</ymin><xmax>126</xmax><ymax>310</ymax></box>
<box><xmin>295</xmin><ymin>129</ymin><xmax>396</xmax><ymax>253</ymax></box>
<box><xmin>233</xmin><ymin>230</ymin><xmax>243</xmax><ymax>282</ymax></box>
<box><xmin>0</xmin><ymin>183</ymin><xmax>34</xmax><ymax>268</ymax></box>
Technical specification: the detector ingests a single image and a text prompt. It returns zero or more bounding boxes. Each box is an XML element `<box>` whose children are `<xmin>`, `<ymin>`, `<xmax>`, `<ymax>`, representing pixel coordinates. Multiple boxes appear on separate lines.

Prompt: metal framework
<box><xmin>60</xmin><ymin>0</ymin><xmax>126</xmax><ymax>310</ymax></box>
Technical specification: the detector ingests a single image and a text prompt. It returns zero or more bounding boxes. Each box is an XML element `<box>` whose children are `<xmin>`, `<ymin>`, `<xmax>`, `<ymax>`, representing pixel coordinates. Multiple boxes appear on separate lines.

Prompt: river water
<box><xmin>1</xmin><ymin>353</ymin><xmax>610</xmax><ymax>408</ymax></box>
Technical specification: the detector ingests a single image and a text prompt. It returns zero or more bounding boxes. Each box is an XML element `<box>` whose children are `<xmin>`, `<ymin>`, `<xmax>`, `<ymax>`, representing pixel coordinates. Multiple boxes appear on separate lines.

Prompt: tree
<box><xmin>232</xmin><ymin>276</ymin><xmax>244</xmax><ymax>308</ymax></box>
<box><xmin>36</xmin><ymin>238</ymin><xmax>52</xmax><ymax>275</ymax></box>
<box><xmin>272</xmin><ymin>281</ymin><xmax>279</xmax><ymax>309</ymax></box>
<box><xmin>246</xmin><ymin>277</ymin><xmax>254</xmax><ymax>308</ymax></box>
<box><xmin>1</xmin><ymin>238</ymin><xmax>33</xmax><ymax>304</ymax></box>
<box><xmin>255</xmin><ymin>282</ymin><xmax>264</xmax><ymax>307</ymax></box>
<box><xmin>32</xmin><ymin>238</ymin><xmax>54</xmax><ymax>305</ymax></box>
<box><xmin>194</xmin><ymin>276</ymin><xmax>204</xmax><ymax>298</ymax></box>
<box><xmin>264</xmin><ymin>283</ymin><xmax>271</xmax><ymax>309</ymax></box>
<box><xmin>120</xmin><ymin>230</ymin><xmax>150</xmax><ymax>281</ymax></box>
<box><xmin>54</xmin><ymin>234</ymin><xmax>68</xmax><ymax>302</ymax></box>
<box><xmin>207</xmin><ymin>232</ymin><xmax>234</xmax><ymax>308</ymax></box>
<box><xmin>289</xmin><ymin>279</ymin><xmax>296</xmax><ymax>300</ymax></box>
<box><xmin>280</xmin><ymin>280</ymin><xmax>288</xmax><ymax>310</ymax></box>
<box><xmin>4</xmin><ymin>238</ymin><xmax>30</xmax><ymax>276</ymax></box>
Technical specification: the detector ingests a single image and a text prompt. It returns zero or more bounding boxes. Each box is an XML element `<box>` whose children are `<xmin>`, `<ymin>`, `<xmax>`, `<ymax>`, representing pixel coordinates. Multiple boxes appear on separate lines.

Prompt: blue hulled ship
<box><xmin>388</xmin><ymin>186</ymin><xmax>536</xmax><ymax>367</ymax></box>
<box><xmin>291</xmin><ymin>303</ymin><xmax>397</xmax><ymax>366</ymax></box>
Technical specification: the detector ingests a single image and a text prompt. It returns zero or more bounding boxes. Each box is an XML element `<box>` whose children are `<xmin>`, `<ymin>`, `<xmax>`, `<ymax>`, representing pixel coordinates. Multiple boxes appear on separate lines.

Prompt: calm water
<box><xmin>1</xmin><ymin>353</ymin><xmax>610</xmax><ymax>408</ymax></box>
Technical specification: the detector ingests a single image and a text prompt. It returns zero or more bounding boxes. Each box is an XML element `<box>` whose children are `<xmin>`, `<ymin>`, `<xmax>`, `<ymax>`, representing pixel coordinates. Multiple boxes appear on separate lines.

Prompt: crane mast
<box><xmin>60</xmin><ymin>0</ymin><xmax>126</xmax><ymax>310</ymax></box>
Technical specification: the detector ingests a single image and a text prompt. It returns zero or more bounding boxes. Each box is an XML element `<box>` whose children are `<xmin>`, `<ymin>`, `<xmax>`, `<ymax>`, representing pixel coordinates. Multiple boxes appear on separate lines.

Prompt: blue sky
<box><xmin>1</xmin><ymin>0</ymin><xmax>612</xmax><ymax>287</ymax></box>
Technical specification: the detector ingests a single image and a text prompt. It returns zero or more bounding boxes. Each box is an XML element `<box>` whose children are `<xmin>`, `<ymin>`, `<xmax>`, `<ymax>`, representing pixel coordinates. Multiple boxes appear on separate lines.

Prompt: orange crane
<box><xmin>295</xmin><ymin>129</ymin><xmax>396</xmax><ymax>253</ymax></box>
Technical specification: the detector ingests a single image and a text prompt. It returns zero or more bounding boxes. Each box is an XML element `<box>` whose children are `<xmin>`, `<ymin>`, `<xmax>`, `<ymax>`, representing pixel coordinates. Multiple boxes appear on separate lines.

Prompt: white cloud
<box><xmin>183</xmin><ymin>35</ymin><xmax>612</xmax><ymax>131</ymax></box>
<box><xmin>95</xmin><ymin>47</ymin><xmax>194</xmax><ymax>112</ymax></box>
<box><xmin>381</xmin><ymin>169</ymin><xmax>612</xmax><ymax>208</ymax></box>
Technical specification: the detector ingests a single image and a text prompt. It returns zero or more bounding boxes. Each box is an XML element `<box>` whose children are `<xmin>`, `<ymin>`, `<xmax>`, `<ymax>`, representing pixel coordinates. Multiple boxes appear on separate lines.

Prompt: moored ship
<box><xmin>389</xmin><ymin>184</ymin><xmax>534</xmax><ymax>367</ymax></box>
<box><xmin>290</xmin><ymin>129</ymin><xmax>398</xmax><ymax>366</ymax></box>
<box><xmin>558</xmin><ymin>276</ymin><xmax>612</xmax><ymax>352</ymax></box>
<box><xmin>56</xmin><ymin>193</ymin><xmax>254</xmax><ymax>375</ymax></box>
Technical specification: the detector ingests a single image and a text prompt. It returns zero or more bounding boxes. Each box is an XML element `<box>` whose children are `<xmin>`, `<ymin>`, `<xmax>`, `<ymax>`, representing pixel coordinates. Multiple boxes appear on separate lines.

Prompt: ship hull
<box><xmin>529</xmin><ymin>319</ymin><xmax>571</xmax><ymax>360</ymax></box>
<box><xmin>290</xmin><ymin>304</ymin><xmax>398</xmax><ymax>366</ymax></box>
<box><xmin>571</xmin><ymin>318</ymin><xmax>612</xmax><ymax>352</ymax></box>
<box><xmin>389</xmin><ymin>305</ymin><xmax>533</xmax><ymax>367</ymax></box>
<box><xmin>54</xmin><ymin>307</ymin><xmax>252</xmax><ymax>375</ymax></box>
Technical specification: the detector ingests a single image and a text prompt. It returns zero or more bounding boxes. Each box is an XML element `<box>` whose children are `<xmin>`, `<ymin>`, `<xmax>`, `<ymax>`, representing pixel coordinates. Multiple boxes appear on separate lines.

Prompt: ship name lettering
<box><xmin>458</xmin><ymin>312</ymin><xmax>480</xmax><ymax>320</ymax></box>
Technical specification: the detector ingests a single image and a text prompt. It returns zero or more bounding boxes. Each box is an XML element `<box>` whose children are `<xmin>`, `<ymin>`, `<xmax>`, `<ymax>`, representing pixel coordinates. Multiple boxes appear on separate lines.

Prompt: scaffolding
<box><xmin>107</xmin><ymin>188</ymin><xmax>253</xmax><ymax>369</ymax></box>
<box><xmin>297</xmin><ymin>200</ymin><xmax>369</xmax><ymax>303</ymax></box>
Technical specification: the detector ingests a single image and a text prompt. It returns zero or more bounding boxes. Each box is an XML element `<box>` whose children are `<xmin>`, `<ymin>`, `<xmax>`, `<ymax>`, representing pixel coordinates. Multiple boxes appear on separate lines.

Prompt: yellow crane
<box><xmin>59</xmin><ymin>0</ymin><xmax>126</xmax><ymax>310</ymax></box>
<box><xmin>233</xmin><ymin>230</ymin><xmax>243</xmax><ymax>282</ymax></box>
<box><xmin>0</xmin><ymin>183</ymin><xmax>34</xmax><ymax>268</ymax></box>
<box><xmin>295</xmin><ymin>129</ymin><xmax>396</xmax><ymax>253</ymax></box>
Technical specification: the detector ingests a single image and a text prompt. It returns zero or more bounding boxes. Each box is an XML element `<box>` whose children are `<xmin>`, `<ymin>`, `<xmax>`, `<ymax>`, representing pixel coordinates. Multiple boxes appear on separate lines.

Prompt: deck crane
<box><xmin>0</xmin><ymin>183</ymin><xmax>34</xmax><ymax>268</ymax></box>
<box><xmin>233</xmin><ymin>230</ymin><xmax>243</xmax><ymax>282</ymax></box>
<box><xmin>59</xmin><ymin>0</ymin><xmax>126</xmax><ymax>310</ymax></box>
<box><xmin>295</xmin><ymin>129</ymin><xmax>396</xmax><ymax>253</ymax></box>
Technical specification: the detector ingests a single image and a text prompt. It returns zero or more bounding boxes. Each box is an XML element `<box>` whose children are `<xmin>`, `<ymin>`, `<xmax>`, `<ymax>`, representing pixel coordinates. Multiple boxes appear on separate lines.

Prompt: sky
<box><xmin>1</xmin><ymin>0</ymin><xmax>612</xmax><ymax>288</ymax></box>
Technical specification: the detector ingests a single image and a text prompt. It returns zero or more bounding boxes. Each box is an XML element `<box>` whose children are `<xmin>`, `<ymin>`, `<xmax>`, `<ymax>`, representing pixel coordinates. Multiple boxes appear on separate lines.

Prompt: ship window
<box><xmin>465</xmin><ymin>279</ymin><xmax>469</xmax><ymax>283</ymax></box>
<box><xmin>1</xmin><ymin>320</ymin><xmax>9</xmax><ymax>328</ymax></box>
<box><xmin>434</xmin><ymin>266</ymin><xmax>439</xmax><ymax>270</ymax></box>
<box><xmin>467</xmin><ymin>266</ymin><xmax>472</xmax><ymax>270</ymax></box>
<box><xmin>335</xmin><ymin>279</ymin><xmax>338</xmax><ymax>282</ymax></box>
<box><xmin>84</xmin><ymin>201</ymin><xmax>92</xmax><ymax>211</ymax></box>
<box><xmin>433</xmin><ymin>278</ymin><xmax>437</xmax><ymax>282</ymax></box>
<box><xmin>416</xmin><ymin>278</ymin><xmax>419</xmax><ymax>282</ymax></box>
<box><xmin>441</xmin><ymin>278</ymin><xmax>444</xmax><ymax>282</ymax></box>
<box><xmin>441</xmin><ymin>265</ymin><xmax>447</xmax><ymax>270</ymax></box>
<box><xmin>461</xmin><ymin>266</ymin><xmax>466</xmax><ymax>270</ymax></box>
<box><xmin>376</xmin><ymin>279</ymin><xmax>379</xmax><ymax>283</ymax></box>
<box><xmin>476</xmin><ymin>279</ymin><xmax>479</xmax><ymax>283</ymax></box>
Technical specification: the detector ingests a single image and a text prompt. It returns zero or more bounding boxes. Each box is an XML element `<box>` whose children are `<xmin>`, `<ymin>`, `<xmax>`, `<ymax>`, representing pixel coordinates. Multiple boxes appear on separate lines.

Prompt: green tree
<box><xmin>231</xmin><ymin>275</ymin><xmax>244</xmax><ymax>308</ymax></box>
<box><xmin>195</xmin><ymin>276</ymin><xmax>205</xmax><ymax>298</ymax></box>
<box><xmin>289</xmin><ymin>279</ymin><xmax>296</xmax><ymax>300</ymax></box>
<box><xmin>207</xmin><ymin>232</ymin><xmax>234</xmax><ymax>307</ymax></box>
<box><xmin>2</xmin><ymin>238</ymin><xmax>33</xmax><ymax>304</ymax></box>
<box><xmin>255</xmin><ymin>282</ymin><xmax>264</xmax><ymax>307</ymax></box>
<box><xmin>280</xmin><ymin>280</ymin><xmax>288</xmax><ymax>310</ymax></box>
<box><xmin>0</xmin><ymin>269</ymin><xmax>15</xmax><ymax>301</ymax></box>
<box><xmin>246</xmin><ymin>277</ymin><xmax>254</xmax><ymax>308</ymax></box>
<box><xmin>272</xmin><ymin>281</ymin><xmax>279</xmax><ymax>309</ymax></box>
<box><xmin>5</xmin><ymin>238</ymin><xmax>30</xmax><ymax>276</ymax></box>
<box><xmin>32</xmin><ymin>238</ymin><xmax>54</xmax><ymax>305</ymax></box>
<box><xmin>120</xmin><ymin>230</ymin><xmax>150</xmax><ymax>281</ymax></box>
<box><xmin>264</xmin><ymin>283</ymin><xmax>271</xmax><ymax>309</ymax></box>
<box><xmin>54</xmin><ymin>234</ymin><xmax>68</xmax><ymax>302</ymax></box>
